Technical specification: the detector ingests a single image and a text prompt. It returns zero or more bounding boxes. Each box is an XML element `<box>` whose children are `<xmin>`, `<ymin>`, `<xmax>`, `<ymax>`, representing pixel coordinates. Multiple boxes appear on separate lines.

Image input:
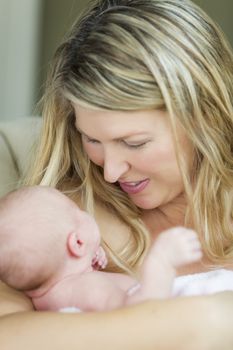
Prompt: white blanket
<box><xmin>173</xmin><ymin>269</ymin><xmax>233</xmax><ymax>296</ymax></box>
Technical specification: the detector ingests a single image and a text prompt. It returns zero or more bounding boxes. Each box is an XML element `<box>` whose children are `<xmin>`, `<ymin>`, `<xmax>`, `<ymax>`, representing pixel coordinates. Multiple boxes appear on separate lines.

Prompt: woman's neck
<box><xmin>141</xmin><ymin>193</ymin><xmax>188</xmax><ymax>239</ymax></box>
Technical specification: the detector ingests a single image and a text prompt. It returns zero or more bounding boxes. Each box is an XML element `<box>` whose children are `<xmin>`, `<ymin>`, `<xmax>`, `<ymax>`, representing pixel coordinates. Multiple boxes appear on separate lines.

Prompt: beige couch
<box><xmin>0</xmin><ymin>116</ymin><xmax>41</xmax><ymax>197</ymax></box>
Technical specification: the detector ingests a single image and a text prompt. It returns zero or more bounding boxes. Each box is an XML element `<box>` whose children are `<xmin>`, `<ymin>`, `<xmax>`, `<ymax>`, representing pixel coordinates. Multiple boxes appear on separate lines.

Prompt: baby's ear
<box><xmin>67</xmin><ymin>232</ymin><xmax>86</xmax><ymax>257</ymax></box>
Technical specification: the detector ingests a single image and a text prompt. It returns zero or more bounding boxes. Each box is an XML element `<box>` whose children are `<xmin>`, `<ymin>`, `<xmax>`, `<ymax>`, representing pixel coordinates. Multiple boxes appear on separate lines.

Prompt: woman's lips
<box><xmin>118</xmin><ymin>179</ymin><xmax>150</xmax><ymax>194</ymax></box>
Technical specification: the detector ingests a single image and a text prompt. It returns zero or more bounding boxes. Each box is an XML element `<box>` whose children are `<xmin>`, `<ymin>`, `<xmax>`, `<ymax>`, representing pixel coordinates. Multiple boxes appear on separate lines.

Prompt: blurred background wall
<box><xmin>0</xmin><ymin>0</ymin><xmax>233</xmax><ymax>121</ymax></box>
<box><xmin>0</xmin><ymin>0</ymin><xmax>42</xmax><ymax>120</ymax></box>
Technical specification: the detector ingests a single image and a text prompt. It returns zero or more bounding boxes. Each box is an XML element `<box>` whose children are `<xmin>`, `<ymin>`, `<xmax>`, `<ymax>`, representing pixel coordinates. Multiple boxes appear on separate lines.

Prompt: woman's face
<box><xmin>74</xmin><ymin>104</ymin><xmax>192</xmax><ymax>210</ymax></box>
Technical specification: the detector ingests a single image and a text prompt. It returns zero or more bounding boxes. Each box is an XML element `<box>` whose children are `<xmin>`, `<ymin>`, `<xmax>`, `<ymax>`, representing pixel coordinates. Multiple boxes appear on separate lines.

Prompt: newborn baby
<box><xmin>0</xmin><ymin>186</ymin><xmax>202</xmax><ymax>311</ymax></box>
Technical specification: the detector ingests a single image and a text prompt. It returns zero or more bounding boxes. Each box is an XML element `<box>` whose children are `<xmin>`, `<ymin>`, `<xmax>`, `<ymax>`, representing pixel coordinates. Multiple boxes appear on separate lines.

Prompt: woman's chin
<box><xmin>130</xmin><ymin>195</ymin><xmax>159</xmax><ymax>210</ymax></box>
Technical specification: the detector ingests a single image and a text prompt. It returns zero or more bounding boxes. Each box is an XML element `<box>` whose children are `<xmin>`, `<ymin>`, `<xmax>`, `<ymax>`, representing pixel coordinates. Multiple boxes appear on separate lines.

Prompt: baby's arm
<box><xmin>79</xmin><ymin>272</ymin><xmax>128</xmax><ymax>311</ymax></box>
<box><xmin>127</xmin><ymin>227</ymin><xmax>202</xmax><ymax>303</ymax></box>
<box><xmin>33</xmin><ymin>271</ymin><xmax>128</xmax><ymax>312</ymax></box>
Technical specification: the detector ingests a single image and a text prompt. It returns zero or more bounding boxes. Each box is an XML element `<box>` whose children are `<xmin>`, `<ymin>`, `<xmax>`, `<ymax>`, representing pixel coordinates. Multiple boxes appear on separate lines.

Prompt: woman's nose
<box><xmin>103</xmin><ymin>150</ymin><xmax>130</xmax><ymax>183</ymax></box>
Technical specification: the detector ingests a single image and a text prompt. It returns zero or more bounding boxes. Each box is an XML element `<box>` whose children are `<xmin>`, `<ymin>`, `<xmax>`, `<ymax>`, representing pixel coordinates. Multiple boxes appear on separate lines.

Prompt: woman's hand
<box><xmin>0</xmin><ymin>281</ymin><xmax>34</xmax><ymax>316</ymax></box>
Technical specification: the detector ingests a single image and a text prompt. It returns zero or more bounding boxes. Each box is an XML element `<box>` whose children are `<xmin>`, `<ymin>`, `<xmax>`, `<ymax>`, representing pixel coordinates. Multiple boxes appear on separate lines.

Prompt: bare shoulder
<box><xmin>94</xmin><ymin>202</ymin><xmax>131</xmax><ymax>251</ymax></box>
<box><xmin>0</xmin><ymin>281</ymin><xmax>34</xmax><ymax>316</ymax></box>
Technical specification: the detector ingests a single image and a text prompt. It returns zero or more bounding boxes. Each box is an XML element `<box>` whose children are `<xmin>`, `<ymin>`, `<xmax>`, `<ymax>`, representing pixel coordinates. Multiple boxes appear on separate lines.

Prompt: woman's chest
<box><xmin>94</xmin><ymin>204</ymin><xmax>131</xmax><ymax>252</ymax></box>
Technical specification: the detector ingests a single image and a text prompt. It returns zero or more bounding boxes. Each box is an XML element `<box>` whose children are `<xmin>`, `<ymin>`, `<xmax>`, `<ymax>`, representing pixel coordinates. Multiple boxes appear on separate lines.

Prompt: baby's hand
<box><xmin>92</xmin><ymin>246</ymin><xmax>108</xmax><ymax>270</ymax></box>
<box><xmin>152</xmin><ymin>227</ymin><xmax>202</xmax><ymax>268</ymax></box>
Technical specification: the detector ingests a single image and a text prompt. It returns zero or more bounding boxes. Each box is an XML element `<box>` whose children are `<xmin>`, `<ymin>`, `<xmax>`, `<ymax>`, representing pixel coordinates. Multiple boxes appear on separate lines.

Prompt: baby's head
<box><xmin>0</xmin><ymin>186</ymin><xmax>101</xmax><ymax>291</ymax></box>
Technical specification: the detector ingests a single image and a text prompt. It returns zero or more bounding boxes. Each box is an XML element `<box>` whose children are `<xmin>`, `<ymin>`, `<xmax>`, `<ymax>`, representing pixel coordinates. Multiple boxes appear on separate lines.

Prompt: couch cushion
<box><xmin>0</xmin><ymin>116</ymin><xmax>41</xmax><ymax>197</ymax></box>
<box><xmin>0</xmin><ymin>132</ymin><xmax>19</xmax><ymax>196</ymax></box>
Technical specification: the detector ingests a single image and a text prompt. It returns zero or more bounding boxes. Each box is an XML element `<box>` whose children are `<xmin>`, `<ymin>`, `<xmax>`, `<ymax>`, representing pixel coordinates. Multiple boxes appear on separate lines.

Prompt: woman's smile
<box><xmin>118</xmin><ymin>179</ymin><xmax>150</xmax><ymax>194</ymax></box>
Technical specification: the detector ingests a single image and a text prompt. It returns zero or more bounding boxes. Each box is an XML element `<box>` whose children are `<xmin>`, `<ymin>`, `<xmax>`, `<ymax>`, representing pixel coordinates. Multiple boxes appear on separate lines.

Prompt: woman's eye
<box><xmin>82</xmin><ymin>135</ymin><xmax>99</xmax><ymax>144</ymax></box>
<box><xmin>123</xmin><ymin>141</ymin><xmax>147</xmax><ymax>149</ymax></box>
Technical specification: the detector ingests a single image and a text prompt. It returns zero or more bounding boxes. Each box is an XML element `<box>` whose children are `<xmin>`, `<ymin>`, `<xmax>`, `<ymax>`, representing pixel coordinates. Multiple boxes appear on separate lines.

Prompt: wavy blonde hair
<box><xmin>25</xmin><ymin>0</ymin><xmax>233</xmax><ymax>270</ymax></box>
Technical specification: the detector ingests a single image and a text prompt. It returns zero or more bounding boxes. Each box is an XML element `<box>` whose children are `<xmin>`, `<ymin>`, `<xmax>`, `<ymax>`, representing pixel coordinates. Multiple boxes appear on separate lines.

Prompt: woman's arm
<box><xmin>0</xmin><ymin>281</ymin><xmax>33</xmax><ymax>316</ymax></box>
<box><xmin>1</xmin><ymin>293</ymin><xmax>233</xmax><ymax>350</ymax></box>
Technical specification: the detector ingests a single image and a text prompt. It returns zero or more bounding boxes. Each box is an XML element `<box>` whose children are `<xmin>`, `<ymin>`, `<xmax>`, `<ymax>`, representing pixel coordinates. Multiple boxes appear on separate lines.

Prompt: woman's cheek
<box><xmin>83</xmin><ymin>143</ymin><xmax>104</xmax><ymax>167</ymax></box>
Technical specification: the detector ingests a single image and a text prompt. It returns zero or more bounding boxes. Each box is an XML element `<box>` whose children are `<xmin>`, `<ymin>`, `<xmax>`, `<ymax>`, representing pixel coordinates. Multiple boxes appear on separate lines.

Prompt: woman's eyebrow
<box><xmin>75</xmin><ymin>122</ymin><xmax>149</xmax><ymax>141</ymax></box>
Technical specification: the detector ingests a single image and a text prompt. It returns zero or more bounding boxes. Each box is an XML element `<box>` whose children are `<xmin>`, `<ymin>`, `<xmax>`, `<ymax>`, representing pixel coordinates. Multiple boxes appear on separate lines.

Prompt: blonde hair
<box><xmin>25</xmin><ymin>0</ymin><xmax>233</xmax><ymax>269</ymax></box>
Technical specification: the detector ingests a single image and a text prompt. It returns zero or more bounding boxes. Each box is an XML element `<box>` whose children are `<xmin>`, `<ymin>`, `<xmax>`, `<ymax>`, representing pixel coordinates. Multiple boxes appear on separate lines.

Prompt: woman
<box><xmin>1</xmin><ymin>0</ymin><xmax>233</xmax><ymax>348</ymax></box>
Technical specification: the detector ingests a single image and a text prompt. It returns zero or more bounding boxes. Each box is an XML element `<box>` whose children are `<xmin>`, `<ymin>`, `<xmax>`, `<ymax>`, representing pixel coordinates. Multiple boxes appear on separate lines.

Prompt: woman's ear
<box><xmin>67</xmin><ymin>232</ymin><xmax>86</xmax><ymax>257</ymax></box>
